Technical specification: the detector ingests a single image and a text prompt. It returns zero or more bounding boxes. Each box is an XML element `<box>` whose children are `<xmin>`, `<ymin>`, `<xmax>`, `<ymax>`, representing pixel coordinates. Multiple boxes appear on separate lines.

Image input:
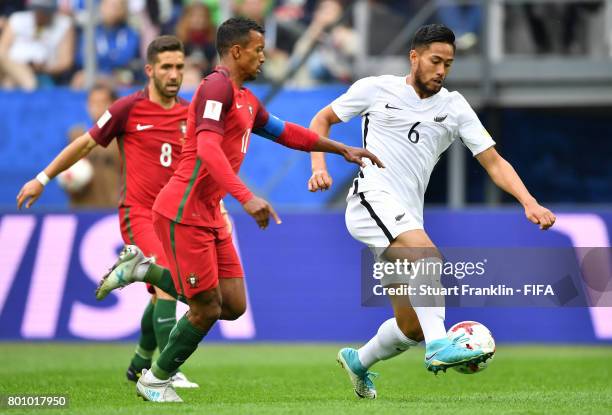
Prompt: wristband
<box><xmin>36</xmin><ymin>172</ymin><xmax>50</xmax><ymax>186</ymax></box>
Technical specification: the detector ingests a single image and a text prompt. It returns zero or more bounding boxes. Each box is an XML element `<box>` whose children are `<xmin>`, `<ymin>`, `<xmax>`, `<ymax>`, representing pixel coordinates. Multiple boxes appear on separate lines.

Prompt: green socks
<box><xmin>152</xmin><ymin>316</ymin><xmax>205</xmax><ymax>380</ymax></box>
<box><xmin>130</xmin><ymin>301</ymin><xmax>156</xmax><ymax>371</ymax></box>
<box><xmin>153</xmin><ymin>299</ymin><xmax>176</xmax><ymax>353</ymax></box>
<box><xmin>143</xmin><ymin>264</ymin><xmax>180</xmax><ymax>299</ymax></box>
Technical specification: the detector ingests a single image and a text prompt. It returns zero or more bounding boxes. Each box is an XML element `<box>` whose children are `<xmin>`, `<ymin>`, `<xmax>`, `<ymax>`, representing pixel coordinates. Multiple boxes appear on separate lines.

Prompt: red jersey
<box><xmin>89</xmin><ymin>89</ymin><xmax>189</xmax><ymax>209</ymax></box>
<box><xmin>153</xmin><ymin>67</ymin><xmax>269</xmax><ymax>227</ymax></box>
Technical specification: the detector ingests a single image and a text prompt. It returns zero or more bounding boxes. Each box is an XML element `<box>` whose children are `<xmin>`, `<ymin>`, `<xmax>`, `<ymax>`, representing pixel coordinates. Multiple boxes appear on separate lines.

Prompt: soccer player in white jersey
<box><xmin>308</xmin><ymin>24</ymin><xmax>556</xmax><ymax>399</ymax></box>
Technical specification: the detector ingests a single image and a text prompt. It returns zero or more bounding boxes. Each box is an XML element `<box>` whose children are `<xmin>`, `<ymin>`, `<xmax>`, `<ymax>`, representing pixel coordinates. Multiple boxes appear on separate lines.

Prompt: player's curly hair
<box><xmin>411</xmin><ymin>24</ymin><xmax>455</xmax><ymax>51</ymax></box>
<box><xmin>216</xmin><ymin>17</ymin><xmax>265</xmax><ymax>57</ymax></box>
<box><xmin>146</xmin><ymin>35</ymin><xmax>185</xmax><ymax>64</ymax></box>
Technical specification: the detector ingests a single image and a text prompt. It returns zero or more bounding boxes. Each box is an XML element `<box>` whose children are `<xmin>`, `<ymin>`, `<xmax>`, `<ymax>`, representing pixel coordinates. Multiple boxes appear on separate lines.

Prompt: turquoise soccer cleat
<box><xmin>336</xmin><ymin>348</ymin><xmax>378</xmax><ymax>399</ymax></box>
<box><xmin>95</xmin><ymin>245</ymin><xmax>149</xmax><ymax>300</ymax></box>
<box><xmin>424</xmin><ymin>334</ymin><xmax>494</xmax><ymax>374</ymax></box>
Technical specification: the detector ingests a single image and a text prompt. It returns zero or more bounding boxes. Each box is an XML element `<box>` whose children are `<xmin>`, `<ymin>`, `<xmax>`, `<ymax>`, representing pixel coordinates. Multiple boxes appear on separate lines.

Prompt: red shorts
<box><xmin>119</xmin><ymin>206</ymin><xmax>169</xmax><ymax>294</ymax></box>
<box><xmin>152</xmin><ymin>211</ymin><xmax>244</xmax><ymax>299</ymax></box>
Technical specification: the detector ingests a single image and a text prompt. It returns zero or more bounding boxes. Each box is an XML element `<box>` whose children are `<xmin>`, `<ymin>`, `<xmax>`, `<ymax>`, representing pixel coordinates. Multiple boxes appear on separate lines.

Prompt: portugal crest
<box><xmin>186</xmin><ymin>273</ymin><xmax>199</xmax><ymax>288</ymax></box>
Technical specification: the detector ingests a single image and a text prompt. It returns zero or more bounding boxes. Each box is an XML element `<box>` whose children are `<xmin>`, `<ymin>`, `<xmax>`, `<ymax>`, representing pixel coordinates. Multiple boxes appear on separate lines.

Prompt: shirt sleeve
<box><xmin>252</xmin><ymin>102</ymin><xmax>318</xmax><ymax>151</ymax></box>
<box><xmin>193</xmin><ymin>72</ymin><xmax>234</xmax><ymax>136</ymax></box>
<box><xmin>88</xmin><ymin>96</ymin><xmax>134</xmax><ymax>148</ymax></box>
<box><xmin>455</xmin><ymin>94</ymin><xmax>496</xmax><ymax>156</ymax></box>
<box><xmin>330</xmin><ymin>77</ymin><xmax>377</xmax><ymax>122</ymax></box>
<box><xmin>196</xmin><ymin>130</ymin><xmax>253</xmax><ymax>204</ymax></box>
<box><xmin>253</xmin><ymin>98</ymin><xmax>270</xmax><ymax>131</ymax></box>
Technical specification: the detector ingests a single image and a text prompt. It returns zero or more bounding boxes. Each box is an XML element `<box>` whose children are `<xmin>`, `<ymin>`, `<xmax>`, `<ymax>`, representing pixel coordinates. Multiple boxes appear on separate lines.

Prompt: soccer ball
<box><xmin>447</xmin><ymin>321</ymin><xmax>495</xmax><ymax>374</ymax></box>
<box><xmin>57</xmin><ymin>158</ymin><xmax>94</xmax><ymax>193</ymax></box>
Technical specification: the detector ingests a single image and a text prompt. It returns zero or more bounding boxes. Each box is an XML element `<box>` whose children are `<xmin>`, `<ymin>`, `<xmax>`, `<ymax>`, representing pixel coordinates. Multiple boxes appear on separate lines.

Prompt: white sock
<box><xmin>411</xmin><ymin>257</ymin><xmax>447</xmax><ymax>344</ymax></box>
<box><xmin>358</xmin><ymin>318</ymin><xmax>419</xmax><ymax>369</ymax></box>
<box><xmin>143</xmin><ymin>368</ymin><xmax>165</xmax><ymax>384</ymax></box>
<box><xmin>412</xmin><ymin>306</ymin><xmax>446</xmax><ymax>344</ymax></box>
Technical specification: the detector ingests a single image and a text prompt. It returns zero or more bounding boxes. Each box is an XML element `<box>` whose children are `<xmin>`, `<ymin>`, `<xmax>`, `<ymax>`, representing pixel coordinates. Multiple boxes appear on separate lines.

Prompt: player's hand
<box><xmin>242</xmin><ymin>196</ymin><xmax>282</xmax><ymax>229</ymax></box>
<box><xmin>341</xmin><ymin>146</ymin><xmax>385</xmax><ymax>168</ymax></box>
<box><xmin>525</xmin><ymin>202</ymin><xmax>556</xmax><ymax>230</ymax></box>
<box><xmin>16</xmin><ymin>179</ymin><xmax>44</xmax><ymax>209</ymax></box>
<box><xmin>222</xmin><ymin>210</ymin><xmax>233</xmax><ymax>234</ymax></box>
<box><xmin>308</xmin><ymin>169</ymin><xmax>333</xmax><ymax>192</ymax></box>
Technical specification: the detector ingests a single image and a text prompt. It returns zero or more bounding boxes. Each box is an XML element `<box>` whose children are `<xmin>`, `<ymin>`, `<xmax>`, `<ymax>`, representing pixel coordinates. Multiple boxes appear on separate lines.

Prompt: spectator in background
<box><xmin>57</xmin><ymin>0</ymin><xmax>89</xmax><ymax>26</ymax></box>
<box><xmin>366</xmin><ymin>0</ymin><xmax>425</xmax><ymax>55</ymax></box>
<box><xmin>436</xmin><ymin>0</ymin><xmax>481</xmax><ymax>53</ymax></box>
<box><xmin>72</xmin><ymin>0</ymin><xmax>140</xmax><ymax>88</ymax></box>
<box><xmin>234</xmin><ymin>0</ymin><xmax>301</xmax><ymax>55</ymax></box>
<box><xmin>175</xmin><ymin>2</ymin><xmax>216</xmax><ymax>87</ymax></box>
<box><xmin>289</xmin><ymin>0</ymin><xmax>356</xmax><ymax>84</ymax></box>
<box><xmin>64</xmin><ymin>83</ymin><xmax>121</xmax><ymax>208</ymax></box>
<box><xmin>234</xmin><ymin>0</ymin><xmax>303</xmax><ymax>81</ymax></box>
<box><xmin>1</xmin><ymin>0</ymin><xmax>25</xmax><ymax>33</ymax></box>
<box><xmin>136</xmin><ymin>0</ymin><xmax>181</xmax><ymax>61</ymax></box>
<box><xmin>186</xmin><ymin>0</ymin><xmax>223</xmax><ymax>26</ymax></box>
<box><xmin>522</xmin><ymin>2</ymin><xmax>602</xmax><ymax>55</ymax></box>
<box><xmin>0</xmin><ymin>0</ymin><xmax>74</xmax><ymax>90</ymax></box>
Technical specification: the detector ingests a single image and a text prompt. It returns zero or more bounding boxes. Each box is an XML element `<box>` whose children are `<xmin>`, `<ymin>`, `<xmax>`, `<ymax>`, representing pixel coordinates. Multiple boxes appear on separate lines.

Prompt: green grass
<box><xmin>1</xmin><ymin>343</ymin><xmax>611</xmax><ymax>414</ymax></box>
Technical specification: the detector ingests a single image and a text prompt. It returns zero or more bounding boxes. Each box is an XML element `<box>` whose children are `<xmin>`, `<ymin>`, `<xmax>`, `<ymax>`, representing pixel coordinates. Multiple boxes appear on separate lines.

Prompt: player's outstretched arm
<box><xmin>16</xmin><ymin>133</ymin><xmax>98</xmax><ymax>209</ymax></box>
<box><xmin>476</xmin><ymin>147</ymin><xmax>556</xmax><ymax>230</ymax></box>
<box><xmin>311</xmin><ymin>136</ymin><xmax>384</xmax><ymax>168</ymax></box>
<box><xmin>308</xmin><ymin>105</ymin><xmax>342</xmax><ymax>192</ymax></box>
<box><xmin>254</xmin><ymin>110</ymin><xmax>383</xmax><ymax>175</ymax></box>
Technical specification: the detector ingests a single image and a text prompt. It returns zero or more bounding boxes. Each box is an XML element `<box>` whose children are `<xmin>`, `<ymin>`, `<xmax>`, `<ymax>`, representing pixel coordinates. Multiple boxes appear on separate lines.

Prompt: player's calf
<box><xmin>187</xmin><ymin>291</ymin><xmax>223</xmax><ymax>331</ymax></box>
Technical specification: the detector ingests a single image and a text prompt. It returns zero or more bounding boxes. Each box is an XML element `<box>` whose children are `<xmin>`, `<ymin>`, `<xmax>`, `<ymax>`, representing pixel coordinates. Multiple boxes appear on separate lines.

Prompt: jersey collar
<box><xmin>404</xmin><ymin>76</ymin><xmax>441</xmax><ymax>104</ymax></box>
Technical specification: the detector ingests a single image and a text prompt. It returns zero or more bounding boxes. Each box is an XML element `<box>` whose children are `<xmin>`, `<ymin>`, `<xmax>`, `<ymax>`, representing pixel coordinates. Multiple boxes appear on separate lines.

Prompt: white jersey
<box><xmin>332</xmin><ymin>75</ymin><xmax>495</xmax><ymax>224</ymax></box>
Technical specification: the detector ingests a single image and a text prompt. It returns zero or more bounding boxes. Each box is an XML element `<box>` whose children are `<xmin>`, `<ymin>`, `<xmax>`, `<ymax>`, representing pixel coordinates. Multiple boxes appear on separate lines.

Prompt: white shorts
<box><xmin>345</xmin><ymin>190</ymin><xmax>423</xmax><ymax>249</ymax></box>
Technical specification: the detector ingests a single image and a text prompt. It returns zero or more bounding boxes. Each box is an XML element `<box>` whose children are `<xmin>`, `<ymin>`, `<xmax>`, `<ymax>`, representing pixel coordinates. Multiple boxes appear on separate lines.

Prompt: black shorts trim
<box><xmin>358</xmin><ymin>192</ymin><xmax>393</xmax><ymax>243</ymax></box>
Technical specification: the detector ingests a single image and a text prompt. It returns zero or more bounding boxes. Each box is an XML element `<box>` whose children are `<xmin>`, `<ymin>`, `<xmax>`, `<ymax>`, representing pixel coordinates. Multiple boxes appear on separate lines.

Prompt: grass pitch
<box><xmin>1</xmin><ymin>343</ymin><xmax>611</xmax><ymax>414</ymax></box>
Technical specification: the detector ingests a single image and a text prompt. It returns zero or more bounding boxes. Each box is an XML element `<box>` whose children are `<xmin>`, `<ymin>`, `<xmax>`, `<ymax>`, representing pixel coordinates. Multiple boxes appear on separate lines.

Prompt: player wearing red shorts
<box><xmin>16</xmin><ymin>36</ymin><xmax>200</xmax><ymax>388</ymax></box>
<box><xmin>94</xmin><ymin>17</ymin><xmax>384</xmax><ymax>402</ymax></box>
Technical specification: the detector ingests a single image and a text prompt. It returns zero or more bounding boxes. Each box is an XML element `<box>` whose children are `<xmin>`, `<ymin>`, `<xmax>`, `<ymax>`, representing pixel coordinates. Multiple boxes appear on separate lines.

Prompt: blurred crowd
<box><xmin>0</xmin><ymin>0</ymin><xmax>606</xmax><ymax>91</ymax></box>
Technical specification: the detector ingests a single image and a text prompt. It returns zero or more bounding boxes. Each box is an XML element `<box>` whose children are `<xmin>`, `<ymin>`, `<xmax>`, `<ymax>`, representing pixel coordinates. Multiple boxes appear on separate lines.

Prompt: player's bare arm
<box><xmin>256</xmin><ymin>110</ymin><xmax>384</xmax><ymax>172</ymax></box>
<box><xmin>475</xmin><ymin>147</ymin><xmax>556</xmax><ymax>230</ymax></box>
<box><xmin>311</xmin><ymin>136</ymin><xmax>383</xmax><ymax>169</ymax></box>
<box><xmin>253</xmin><ymin>107</ymin><xmax>383</xmax><ymax>194</ymax></box>
<box><xmin>16</xmin><ymin>133</ymin><xmax>98</xmax><ymax>209</ymax></box>
<box><xmin>308</xmin><ymin>105</ymin><xmax>343</xmax><ymax>192</ymax></box>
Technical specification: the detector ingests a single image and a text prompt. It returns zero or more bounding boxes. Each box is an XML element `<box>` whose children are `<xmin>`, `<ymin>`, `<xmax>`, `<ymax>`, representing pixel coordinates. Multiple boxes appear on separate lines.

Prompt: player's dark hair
<box><xmin>411</xmin><ymin>24</ymin><xmax>455</xmax><ymax>51</ymax></box>
<box><xmin>146</xmin><ymin>35</ymin><xmax>184</xmax><ymax>63</ymax></box>
<box><xmin>216</xmin><ymin>17</ymin><xmax>265</xmax><ymax>57</ymax></box>
<box><xmin>89</xmin><ymin>82</ymin><xmax>117</xmax><ymax>102</ymax></box>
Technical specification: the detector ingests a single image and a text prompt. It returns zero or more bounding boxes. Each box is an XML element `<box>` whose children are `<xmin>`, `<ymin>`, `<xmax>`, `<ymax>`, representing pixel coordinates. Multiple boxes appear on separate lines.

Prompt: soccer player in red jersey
<box><xmin>95</xmin><ymin>17</ymin><xmax>384</xmax><ymax>402</ymax></box>
<box><xmin>16</xmin><ymin>36</ymin><xmax>201</xmax><ymax>388</ymax></box>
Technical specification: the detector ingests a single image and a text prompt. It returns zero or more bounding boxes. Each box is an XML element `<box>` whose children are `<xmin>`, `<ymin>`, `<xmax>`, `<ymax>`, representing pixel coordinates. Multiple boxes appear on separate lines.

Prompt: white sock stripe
<box><xmin>135</xmin><ymin>345</ymin><xmax>155</xmax><ymax>359</ymax></box>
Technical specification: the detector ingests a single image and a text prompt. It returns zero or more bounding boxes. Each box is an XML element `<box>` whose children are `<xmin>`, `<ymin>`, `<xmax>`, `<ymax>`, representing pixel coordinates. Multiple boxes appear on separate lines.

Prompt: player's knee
<box><xmin>190</xmin><ymin>305</ymin><xmax>222</xmax><ymax>329</ymax></box>
<box><xmin>222</xmin><ymin>301</ymin><xmax>246</xmax><ymax>321</ymax></box>
<box><xmin>189</xmin><ymin>295</ymin><xmax>222</xmax><ymax>327</ymax></box>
